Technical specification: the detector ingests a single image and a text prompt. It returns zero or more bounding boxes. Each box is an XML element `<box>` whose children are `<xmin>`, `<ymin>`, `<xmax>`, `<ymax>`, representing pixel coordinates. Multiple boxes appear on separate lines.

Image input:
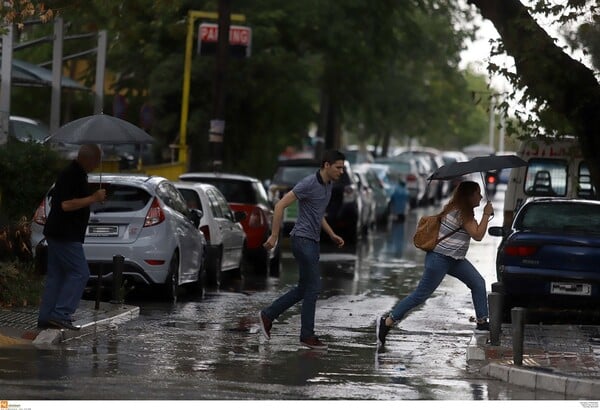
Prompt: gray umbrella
<box><xmin>46</xmin><ymin>113</ymin><xmax>154</xmax><ymax>145</ymax></box>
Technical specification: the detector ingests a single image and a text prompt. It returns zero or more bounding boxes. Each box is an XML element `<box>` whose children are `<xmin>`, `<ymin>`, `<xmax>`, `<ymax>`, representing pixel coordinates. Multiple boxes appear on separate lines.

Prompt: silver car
<box><xmin>175</xmin><ymin>182</ymin><xmax>246</xmax><ymax>287</ymax></box>
<box><xmin>31</xmin><ymin>174</ymin><xmax>206</xmax><ymax>302</ymax></box>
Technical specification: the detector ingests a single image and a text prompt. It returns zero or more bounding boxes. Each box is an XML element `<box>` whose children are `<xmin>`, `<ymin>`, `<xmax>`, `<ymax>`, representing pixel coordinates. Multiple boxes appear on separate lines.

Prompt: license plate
<box><xmin>550</xmin><ymin>282</ymin><xmax>592</xmax><ymax>296</ymax></box>
<box><xmin>284</xmin><ymin>201</ymin><xmax>298</xmax><ymax>221</ymax></box>
<box><xmin>86</xmin><ymin>225</ymin><xmax>118</xmax><ymax>237</ymax></box>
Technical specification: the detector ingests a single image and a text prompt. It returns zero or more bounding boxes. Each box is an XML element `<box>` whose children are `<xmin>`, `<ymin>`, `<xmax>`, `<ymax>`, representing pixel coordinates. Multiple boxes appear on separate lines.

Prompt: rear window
<box><xmin>177</xmin><ymin>188</ymin><xmax>203</xmax><ymax>212</ymax></box>
<box><xmin>524</xmin><ymin>159</ymin><xmax>568</xmax><ymax>196</ymax></box>
<box><xmin>89</xmin><ymin>183</ymin><xmax>151</xmax><ymax>213</ymax></box>
<box><xmin>517</xmin><ymin>202</ymin><xmax>600</xmax><ymax>235</ymax></box>
<box><xmin>180</xmin><ymin>178</ymin><xmax>257</xmax><ymax>204</ymax></box>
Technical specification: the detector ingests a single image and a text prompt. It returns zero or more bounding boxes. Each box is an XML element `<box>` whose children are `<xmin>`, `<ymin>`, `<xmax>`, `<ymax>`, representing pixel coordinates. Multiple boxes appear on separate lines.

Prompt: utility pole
<box><xmin>209</xmin><ymin>0</ymin><xmax>231</xmax><ymax>171</ymax></box>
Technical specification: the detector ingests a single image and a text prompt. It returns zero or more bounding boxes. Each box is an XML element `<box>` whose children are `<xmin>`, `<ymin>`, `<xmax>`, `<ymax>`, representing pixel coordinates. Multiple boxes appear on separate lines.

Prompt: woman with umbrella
<box><xmin>376</xmin><ymin>180</ymin><xmax>494</xmax><ymax>347</ymax></box>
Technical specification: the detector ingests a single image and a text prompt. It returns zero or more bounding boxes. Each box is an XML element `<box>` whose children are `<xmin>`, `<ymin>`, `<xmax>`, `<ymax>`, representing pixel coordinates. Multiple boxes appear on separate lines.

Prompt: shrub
<box><xmin>0</xmin><ymin>141</ymin><xmax>65</xmax><ymax>222</ymax></box>
<box><xmin>0</xmin><ymin>260</ymin><xmax>44</xmax><ymax>307</ymax></box>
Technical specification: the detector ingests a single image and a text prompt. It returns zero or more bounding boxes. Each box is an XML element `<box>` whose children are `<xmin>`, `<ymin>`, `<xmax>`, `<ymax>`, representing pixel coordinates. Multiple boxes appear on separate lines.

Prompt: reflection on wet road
<box><xmin>0</xmin><ymin>189</ymin><xmax>566</xmax><ymax>399</ymax></box>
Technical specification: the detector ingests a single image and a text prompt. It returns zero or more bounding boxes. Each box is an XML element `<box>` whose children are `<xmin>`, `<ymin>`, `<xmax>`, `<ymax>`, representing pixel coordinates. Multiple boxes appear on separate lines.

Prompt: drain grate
<box><xmin>0</xmin><ymin>310</ymin><xmax>38</xmax><ymax>330</ymax></box>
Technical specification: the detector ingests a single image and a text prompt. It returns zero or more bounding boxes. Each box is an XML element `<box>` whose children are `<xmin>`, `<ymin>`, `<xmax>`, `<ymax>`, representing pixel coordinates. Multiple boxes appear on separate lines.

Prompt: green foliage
<box><xmin>0</xmin><ymin>260</ymin><xmax>44</xmax><ymax>308</ymax></box>
<box><xmin>0</xmin><ymin>142</ymin><xmax>64</xmax><ymax>221</ymax></box>
<box><xmin>13</xmin><ymin>0</ymin><xmax>492</xmax><ymax>179</ymax></box>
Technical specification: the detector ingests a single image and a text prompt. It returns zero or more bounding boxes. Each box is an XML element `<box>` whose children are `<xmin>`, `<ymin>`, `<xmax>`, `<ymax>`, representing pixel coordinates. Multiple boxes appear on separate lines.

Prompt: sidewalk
<box><xmin>467</xmin><ymin>323</ymin><xmax>600</xmax><ymax>399</ymax></box>
<box><xmin>0</xmin><ymin>299</ymin><xmax>140</xmax><ymax>346</ymax></box>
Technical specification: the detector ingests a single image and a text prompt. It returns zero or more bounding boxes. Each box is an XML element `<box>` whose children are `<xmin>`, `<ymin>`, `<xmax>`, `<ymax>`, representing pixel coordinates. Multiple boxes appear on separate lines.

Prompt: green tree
<box><xmin>468</xmin><ymin>0</ymin><xmax>600</xmax><ymax>192</ymax></box>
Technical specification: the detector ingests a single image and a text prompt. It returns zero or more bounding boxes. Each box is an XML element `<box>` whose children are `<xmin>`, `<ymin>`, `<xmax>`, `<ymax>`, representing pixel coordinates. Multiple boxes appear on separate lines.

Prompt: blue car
<box><xmin>489</xmin><ymin>198</ymin><xmax>600</xmax><ymax>320</ymax></box>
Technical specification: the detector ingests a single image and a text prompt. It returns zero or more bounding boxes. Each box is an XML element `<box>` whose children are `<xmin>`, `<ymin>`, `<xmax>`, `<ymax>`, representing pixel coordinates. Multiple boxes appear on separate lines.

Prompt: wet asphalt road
<box><xmin>0</xmin><ymin>187</ymin><xmax>566</xmax><ymax>399</ymax></box>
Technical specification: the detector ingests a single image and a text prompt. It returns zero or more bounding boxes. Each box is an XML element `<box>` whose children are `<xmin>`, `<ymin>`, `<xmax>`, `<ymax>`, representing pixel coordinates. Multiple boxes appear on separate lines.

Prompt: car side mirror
<box><xmin>488</xmin><ymin>226</ymin><xmax>504</xmax><ymax>237</ymax></box>
<box><xmin>234</xmin><ymin>210</ymin><xmax>247</xmax><ymax>223</ymax></box>
<box><xmin>189</xmin><ymin>208</ymin><xmax>203</xmax><ymax>228</ymax></box>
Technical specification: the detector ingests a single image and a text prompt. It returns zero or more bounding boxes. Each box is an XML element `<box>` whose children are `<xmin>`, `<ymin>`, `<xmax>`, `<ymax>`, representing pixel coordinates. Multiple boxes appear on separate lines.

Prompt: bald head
<box><xmin>77</xmin><ymin>144</ymin><xmax>102</xmax><ymax>172</ymax></box>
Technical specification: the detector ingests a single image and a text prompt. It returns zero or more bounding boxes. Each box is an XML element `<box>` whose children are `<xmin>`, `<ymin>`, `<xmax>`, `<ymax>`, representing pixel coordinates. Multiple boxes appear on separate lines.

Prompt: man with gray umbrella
<box><xmin>38</xmin><ymin>144</ymin><xmax>106</xmax><ymax>331</ymax></box>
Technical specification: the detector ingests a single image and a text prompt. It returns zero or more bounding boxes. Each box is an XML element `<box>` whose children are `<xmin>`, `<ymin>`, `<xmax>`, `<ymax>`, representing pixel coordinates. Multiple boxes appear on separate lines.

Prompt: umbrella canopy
<box><xmin>46</xmin><ymin>113</ymin><xmax>154</xmax><ymax>145</ymax></box>
<box><xmin>428</xmin><ymin>154</ymin><xmax>527</xmax><ymax>181</ymax></box>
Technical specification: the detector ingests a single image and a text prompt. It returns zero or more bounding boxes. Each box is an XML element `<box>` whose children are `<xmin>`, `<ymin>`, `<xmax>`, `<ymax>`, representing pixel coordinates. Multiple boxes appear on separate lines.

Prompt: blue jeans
<box><xmin>390</xmin><ymin>251</ymin><xmax>488</xmax><ymax>322</ymax></box>
<box><xmin>262</xmin><ymin>236</ymin><xmax>321</xmax><ymax>339</ymax></box>
<box><xmin>38</xmin><ymin>239</ymin><xmax>90</xmax><ymax>323</ymax></box>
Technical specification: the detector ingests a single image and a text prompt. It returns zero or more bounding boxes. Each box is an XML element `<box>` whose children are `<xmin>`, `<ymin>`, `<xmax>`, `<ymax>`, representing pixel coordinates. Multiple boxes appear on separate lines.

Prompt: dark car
<box><xmin>269</xmin><ymin>159</ymin><xmax>365</xmax><ymax>244</ymax></box>
<box><xmin>488</xmin><ymin>198</ymin><xmax>600</xmax><ymax>321</ymax></box>
<box><xmin>179</xmin><ymin>172</ymin><xmax>281</xmax><ymax>277</ymax></box>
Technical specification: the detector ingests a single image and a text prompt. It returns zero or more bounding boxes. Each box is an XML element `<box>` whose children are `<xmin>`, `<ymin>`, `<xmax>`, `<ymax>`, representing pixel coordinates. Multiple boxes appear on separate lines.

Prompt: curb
<box><xmin>467</xmin><ymin>334</ymin><xmax>600</xmax><ymax>399</ymax></box>
<box><xmin>32</xmin><ymin>305</ymin><xmax>140</xmax><ymax>346</ymax></box>
<box><xmin>480</xmin><ymin>362</ymin><xmax>600</xmax><ymax>399</ymax></box>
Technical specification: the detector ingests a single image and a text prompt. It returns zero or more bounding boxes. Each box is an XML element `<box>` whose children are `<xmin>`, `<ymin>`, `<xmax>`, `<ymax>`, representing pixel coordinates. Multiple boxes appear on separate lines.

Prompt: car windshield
<box><xmin>88</xmin><ymin>183</ymin><xmax>152</xmax><ymax>213</ymax></box>
<box><xmin>517</xmin><ymin>202</ymin><xmax>600</xmax><ymax>235</ymax></box>
<box><xmin>273</xmin><ymin>166</ymin><xmax>317</xmax><ymax>185</ymax></box>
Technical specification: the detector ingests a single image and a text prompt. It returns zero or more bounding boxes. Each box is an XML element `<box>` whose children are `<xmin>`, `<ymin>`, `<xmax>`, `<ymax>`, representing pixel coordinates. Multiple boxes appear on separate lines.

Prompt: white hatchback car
<box><xmin>31</xmin><ymin>174</ymin><xmax>206</xmax><ymax>301</ymax></box>
<box><xmin>174</xmin><ymin>182</ymin><xmax>246</xmax><ymax>287</ymax></box>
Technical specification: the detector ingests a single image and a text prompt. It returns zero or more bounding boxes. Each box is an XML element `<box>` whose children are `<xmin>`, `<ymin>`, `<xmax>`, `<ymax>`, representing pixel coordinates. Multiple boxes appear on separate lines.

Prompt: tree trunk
<box><xmin>469</xmin><ymin>0</ymin><xmax>600</xmax><ymax>193</ymax></box>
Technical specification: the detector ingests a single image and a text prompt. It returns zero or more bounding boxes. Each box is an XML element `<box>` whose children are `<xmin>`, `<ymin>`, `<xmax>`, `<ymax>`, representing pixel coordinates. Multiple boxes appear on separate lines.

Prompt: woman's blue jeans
<box><xmin>262</xmin><ymin>236</ymin><xmax>321</xmax><ymax>340</ymax></box>
<box><xmin>390</xmin><ymin>251</ymin><xmax>488</xmax><ymax>322</ymax></box>
<box><xmin>38</xmin><ymin>239</ymin><xmax>90</xmax><ymax>323</ymax></box>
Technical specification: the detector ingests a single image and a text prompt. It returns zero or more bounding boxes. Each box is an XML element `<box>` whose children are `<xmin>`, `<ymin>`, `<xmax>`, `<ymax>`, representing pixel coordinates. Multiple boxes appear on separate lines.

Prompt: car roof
<box><xmin>9</xmin><ymin>115</ymin><xmax>43</xmax><ymax>125</ymax></box>
<box><xmin>524</xmin><ymin>197</ymin><xmax>600</xmax><ymax>206</ymax></box>
<box><xmin>179</xmin><ymin>172</ymin><xmax>259</xmax><ymax>183</ymax></box>
<box><xmin>173</xmin><ymin>181</ymin><xmax>219</xmax><ymax>192</ymax></box>
<box><xmin>88</xmin><ymin>173</ymin><xmax>166</xmax><ymax>188</ymax></box>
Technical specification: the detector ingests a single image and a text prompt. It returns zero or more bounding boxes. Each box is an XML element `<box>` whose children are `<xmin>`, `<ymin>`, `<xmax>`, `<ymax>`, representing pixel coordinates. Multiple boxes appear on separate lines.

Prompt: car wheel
<box><xmin>269</xmin><ymin>247</ymin><xmax>281</xmax><ymax>278</ymax></box>
<box><xmin>206</xmin><ymin>246</ymin><xmax>222</xmax><ymax>289</ymax></box>
<box><xmin>194</xmin><ymin>249</ymin><xmax>206</xmax><ymax>297</ymax></box>
<box><xmin>165</xmin><ymin>251</ymin><xmax>180</xmax><ymax>303</ymax></box>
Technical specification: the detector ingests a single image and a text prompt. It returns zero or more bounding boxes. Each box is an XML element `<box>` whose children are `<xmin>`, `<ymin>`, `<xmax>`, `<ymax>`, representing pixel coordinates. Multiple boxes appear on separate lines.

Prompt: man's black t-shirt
<box><xmin>43</xmin><ymin>160</ymin><xmax>90</xmax><ymax>243</ymax></box>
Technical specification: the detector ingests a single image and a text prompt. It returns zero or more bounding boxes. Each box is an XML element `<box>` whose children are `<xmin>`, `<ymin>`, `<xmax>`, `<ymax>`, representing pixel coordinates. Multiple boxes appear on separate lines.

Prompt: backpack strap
<box><xmin>435</xmin><ymin>210</ymin><xmax>461</xmax><ymax>245</ymax></box>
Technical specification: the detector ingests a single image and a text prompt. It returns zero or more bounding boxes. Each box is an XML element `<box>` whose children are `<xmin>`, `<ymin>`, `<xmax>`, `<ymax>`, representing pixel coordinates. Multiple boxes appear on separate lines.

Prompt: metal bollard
<box><xmin>111</xmin><ymin>255</ymin><xmax>125</xmax><ymax>304</ymax></box>
<box><xmin>95</xmin><ymin>265</ymin><xmax>102</xmax><ymax>310</ymax></box>
<box><xmin>511</xmin><ymin>307</ymin><xmax>527</xmax><ymax>366</ymax></box>
<box><xmin>488</xmin><ymin>292</ymin><xmax>503</xmax><ymax>346</ymax></box>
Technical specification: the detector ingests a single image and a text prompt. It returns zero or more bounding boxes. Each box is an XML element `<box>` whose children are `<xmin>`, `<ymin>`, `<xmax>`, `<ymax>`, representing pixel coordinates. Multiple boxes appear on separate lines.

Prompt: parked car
<box><xmin>488</xmin><ymin>198</ymin><xmax>600</xmax><ymax>321</ymax></box>
<box><xmin>396</xmin><ymin>149</ymin><xmax>448</xmax><ymax>202</ymax></box>
<box><xmin>352</xmin><ymin>168</ymin><xmax>376</xmax><ymax>233</ymax></box>
<box><xmin>442</xmin><ymin>151</ymin><xmax>470</xmax><ymax>192</ymax></box>
<box><xmin>375</xmin><ymin>156</ymin><xmax>427</xmax><ymax>208</ymax></box>
<box><xmin>31</xmin><ymin>174</ymin><xmax>206</xmax><ymax>302</ymax></box>
<box><xmin>268</xmin><ymin>158</ymin><xmax>366</xmax><ymax>243</ymax></box>
<box><xmin>9</xmin><ymin>115</ymin><xmax>48</xmax><ymax>143</ymax></box>
<box><xmin>353</xmin><ymin>163</ymin><xmax>392</xmax><ymax>224</ymax></box>
<box><xmin>342</xmin><ymin>147</ymin><xmax>374</xmax><ymax>164</ymax></box>
<box><xmin>179</xmin><ymin>172</ymin><xmax>281</xmax><ymax>277</ymax></box>
<box><xmin>174</xmin><ymin>182</ymin><xmax>246</xmax><ymax>287</ymax></box>
<box><xmin>362</xmin><ymin>163</ymin><xmax>409</xmax><ymax>220</ymax></box>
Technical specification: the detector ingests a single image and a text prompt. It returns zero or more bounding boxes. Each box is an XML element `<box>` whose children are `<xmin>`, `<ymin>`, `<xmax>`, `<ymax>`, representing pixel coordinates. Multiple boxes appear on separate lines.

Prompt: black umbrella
<box><xmin>428</xmin><ymin>154</ymin><xmax>527</xmax><ymax>181</ymax></box>
<box><xmin>428</xmin><ymin>154</ymin><xmax>528</xmax><ymax>202</ymax></box>
<box><xmin>46</xmin><ymin>113</ymin><xmax>154</xmax><ymax>145</ymax></box>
